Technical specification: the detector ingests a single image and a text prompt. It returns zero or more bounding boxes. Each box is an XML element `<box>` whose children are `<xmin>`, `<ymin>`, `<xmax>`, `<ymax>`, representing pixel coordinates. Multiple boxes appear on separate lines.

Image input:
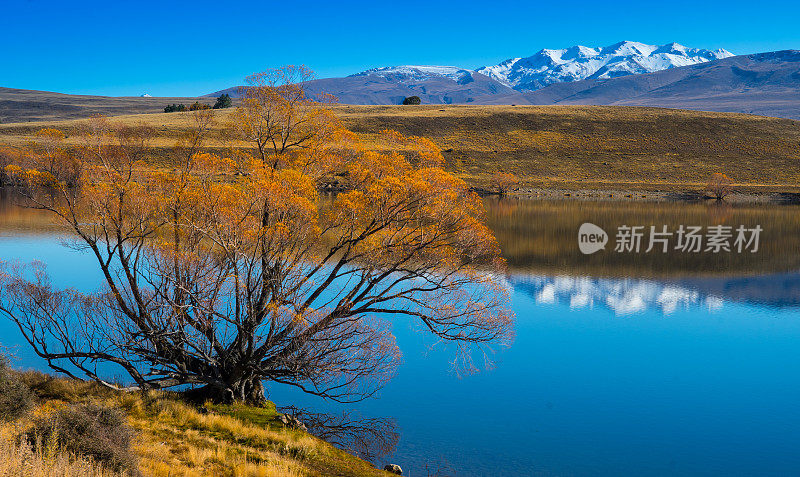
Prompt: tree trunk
<box><xmin>242</xmin><ymin>379</ymin><xmax>268</xmax><ymax>406</ymax></box>
<box><xmin>182</xmin><ymin>378</ymin><xmax>267</xmax><ymax>406</ymax></box>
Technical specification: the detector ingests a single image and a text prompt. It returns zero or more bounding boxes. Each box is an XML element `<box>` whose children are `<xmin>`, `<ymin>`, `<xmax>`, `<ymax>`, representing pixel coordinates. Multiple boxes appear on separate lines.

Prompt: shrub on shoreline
<box><xmin>0</xmin><ymin>355</ymin><xmax>35</xmax><ymax>421</ymax></box>
<box><xmin>26</xmin><ymin>403</ymin><xmax>138</xmax><ymax>474</ymax></box>
<box><xmin>0</xmin><ymin>434</ymin><xmax>120</xmax><ymax>477</ymax></box>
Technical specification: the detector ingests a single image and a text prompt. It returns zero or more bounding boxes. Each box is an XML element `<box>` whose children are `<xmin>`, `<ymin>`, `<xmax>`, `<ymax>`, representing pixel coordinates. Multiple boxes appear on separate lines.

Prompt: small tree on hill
<box><xmin>706</xmin><ymin>173</ymin><xmax>734</xmax><ymax>201</ymax></box>
<box><xmin>213</xmin><ymin>94</ymin><xmax>232</xmax><ymax>109</ymax></box>
<box><xmin>490</xmin><ymin>172</ymin><xmax>519</xmax><ymax>196</ymax></box>
<box><xmin>189</xmin><ymin>101</ymin><xmax>211</xmax><ymax>111</ymax></box>
<box><xmin>402</xmin><ymin>96</ymin><xmax>421</xmax><ymax>105</ymax></box>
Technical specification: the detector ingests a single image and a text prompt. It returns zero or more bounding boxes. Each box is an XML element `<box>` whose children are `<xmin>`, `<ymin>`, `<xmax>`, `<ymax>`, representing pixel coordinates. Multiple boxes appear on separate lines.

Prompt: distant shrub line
<box><xmin>164</xmin><ymin>94</ymin><xmax>232</xmax><ymax>113</ymax></box>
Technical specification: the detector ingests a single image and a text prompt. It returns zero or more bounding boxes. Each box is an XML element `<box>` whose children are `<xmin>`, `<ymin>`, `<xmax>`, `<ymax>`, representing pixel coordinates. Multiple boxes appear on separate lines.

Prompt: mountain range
<box><xmin>524</xmin><ymin>50</ymin><xmax>800</xmax><ymax>119</ymax></box>
<box><xmin>210</xmin><ymin>41</ymin><xmax>800</xmax><ymax>119</ymax></box>
<box><xmin>475</xmin><ymin>41</ymin><xmax>733</xmax><ymax>90</ymax></box>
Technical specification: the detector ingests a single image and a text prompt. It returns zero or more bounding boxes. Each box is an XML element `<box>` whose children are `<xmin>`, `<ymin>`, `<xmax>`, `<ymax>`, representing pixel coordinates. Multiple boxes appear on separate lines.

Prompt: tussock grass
<box><xmin>0</xmin><ymin>432</ymin><xmax>119</xmax><ymax>477</ymax></box>
<box><xmin>0</xmin><ymin>371</ymin><xmax>388</xmax><ymax>477</ymax></box>
<box><xmin>335</xmin><ymin>105</ymin><xmax>800</xmax><ymax>192</ymax></box>
<box><xmin>2</xmin><ymin>105</ymin><xmax>799</xmax><ymax>193</ymax></box>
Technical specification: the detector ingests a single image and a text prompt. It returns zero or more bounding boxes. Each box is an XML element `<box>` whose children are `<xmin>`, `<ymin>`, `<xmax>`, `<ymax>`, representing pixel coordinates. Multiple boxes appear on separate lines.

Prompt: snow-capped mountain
<box><xmin>476</xmin><ymin>41</ymin><xmax>734</xmax><ymax>91</ymax></box>
<box><xmin>349</xmin><ymin>65</ymin><xmax>476</xmax><ymax>84</ymax></box>
<box><xmin>334</xmin><ymin>41</ymin><xmax>734</xmax><ymax>93</ymax></box>
<box><xmin>209</xmin><ymin>42</ymin><xmax>800</xmax><ymax>119</ymax></box>
<box><xmin>295</xmin><ymin>65</ymin><xmax>530</xmax><ymax>105</ymax></box>
<box><xmin>523</xmin><ymin>50</ymin><xmax>800</xmax><ymax>119</ymax></box>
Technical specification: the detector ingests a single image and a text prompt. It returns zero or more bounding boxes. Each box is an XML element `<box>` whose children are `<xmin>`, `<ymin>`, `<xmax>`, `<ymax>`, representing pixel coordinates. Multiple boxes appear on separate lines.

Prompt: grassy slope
<box><xmin>0</xmin><ymin>87</ymin><xmax>211</xmax><ymax>124</ymax></box>
<box><xmin>1</xmin><ymin>105</ymin><xmax>799</xmax><ymax>192</ymax></box>
<box><xmin>338</xmin><ymin>105</ymin><xmax>800</xmax><ymax>192</ymax></box>
<box><xmin>2</xmin><ymin>371</ymin><xmax>388</xmax><ymax>477</ymax></box>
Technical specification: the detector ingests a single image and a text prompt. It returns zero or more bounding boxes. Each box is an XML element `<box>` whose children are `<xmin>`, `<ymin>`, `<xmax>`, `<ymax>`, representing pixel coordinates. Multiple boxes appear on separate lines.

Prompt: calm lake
<box><xmin>3</xmin><ymin>191</ymin><xmax>800</xmax><ymax>476</ymax></box>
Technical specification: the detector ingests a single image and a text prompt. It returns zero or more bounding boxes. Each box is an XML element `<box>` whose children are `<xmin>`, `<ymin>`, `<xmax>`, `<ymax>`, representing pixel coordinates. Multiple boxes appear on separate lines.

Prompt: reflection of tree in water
<box><xmin>484</xmin><ymin>195</ymin><xmax>519</xmax><ymax>220</ymax></box>
<box><xmin>423</xmin><ymin>458</ymin><xmax>455</xmax><ymax>477</ymax></box>
<box><xmin>706</xmin><ymin>201</ymin><xmax>733</xmax><ymax>225</ymax></box>
<box><xmin>279</xmin><ymin>406</ymin><xmax>399</xmax><ymax>463</ymax></box>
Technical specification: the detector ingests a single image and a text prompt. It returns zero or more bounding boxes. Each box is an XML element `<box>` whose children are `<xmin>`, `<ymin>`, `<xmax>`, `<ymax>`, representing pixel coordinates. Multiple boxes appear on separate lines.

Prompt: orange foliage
<box><xmin>0</xmin><ymin>67</ymin><xmax>514</xmax><ymax>403</ymax></box>
<box><xmin>489</xmin><ymin>172</ymin><xmax>519</xmax><ymax>195</ymax></box>
<box><xmin>706</xmin><ymin>172</ymin><xmax>735</xmax><ymax>200</ymax></box>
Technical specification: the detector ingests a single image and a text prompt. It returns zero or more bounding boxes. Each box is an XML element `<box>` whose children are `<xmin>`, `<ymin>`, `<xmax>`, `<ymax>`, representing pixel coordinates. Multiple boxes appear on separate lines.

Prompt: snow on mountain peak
<box><xmin>346</xmin><ymin>42</ymin><xmax>735</xmax><ymax>93</ymax></box>
<box><xmin>476</xmin><ymin>41</ymin><xmax>736</xmax><ymax>91</ymax></box>
<box><xmin>350</xmin><ymin>65</ymin><xmax>473</xmax><ymax>83</ymax></box>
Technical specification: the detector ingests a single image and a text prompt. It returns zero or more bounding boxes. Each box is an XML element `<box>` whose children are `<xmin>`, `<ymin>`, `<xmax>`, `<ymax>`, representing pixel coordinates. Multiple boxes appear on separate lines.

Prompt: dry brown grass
<box><xmin>335</xmin><ymin>105</ymin><xmax>800</xmax><ymax>192</ymax></box>
<box><xmin>1</xmin><ymin>104</ymin><xmax>799</xmax><ymax>192</ymax></box>
<box><xmin>0</xmin><ymin>430</ymin><xmax>120</xmax><ymax>477</ymax></box>
<box><xmin>0</xmin><ymin>87</ymin><xmax>210</xmax><ymax>124</ymax></box>
<box><xmin>1</xmin><ymin>372</ymin><xmax>389</xmax><ymax>477</ymax></box>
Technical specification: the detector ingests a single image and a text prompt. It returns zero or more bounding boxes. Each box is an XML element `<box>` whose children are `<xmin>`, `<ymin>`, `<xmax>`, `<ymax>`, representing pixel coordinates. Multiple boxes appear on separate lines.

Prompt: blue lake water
<box><xmin>3</xmin><ymin>197</ymin><xmax>800</xmax><ymax>476</ymax></box>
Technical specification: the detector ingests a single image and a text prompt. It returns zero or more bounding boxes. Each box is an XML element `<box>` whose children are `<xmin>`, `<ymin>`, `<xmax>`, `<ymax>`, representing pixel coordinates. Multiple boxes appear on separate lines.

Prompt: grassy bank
<box><xmin>338</xmin><ymin>105</ymin><xmax>800</xmax><ymax>193</ymax></box>
<box><xmin>0</xmin><ymin>370</ymin><xmax>390</xmax><ymax>477</ymax></box>
<box><xmin>1</xmin><ymin>105</ymin><xmax>799</xmax><ymax>193</ymax></box>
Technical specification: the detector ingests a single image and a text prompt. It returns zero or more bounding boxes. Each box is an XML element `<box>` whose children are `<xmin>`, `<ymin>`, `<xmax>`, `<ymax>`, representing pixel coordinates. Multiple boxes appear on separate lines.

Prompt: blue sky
<box><xmin>2</xmin><ymin>0</ymin><xmax>798</xmax><ymax>97</ymax></box>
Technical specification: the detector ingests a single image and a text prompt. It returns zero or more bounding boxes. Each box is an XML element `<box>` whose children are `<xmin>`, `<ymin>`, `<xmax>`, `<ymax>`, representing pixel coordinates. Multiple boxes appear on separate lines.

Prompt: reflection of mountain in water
<box><xmin>675</xmin><ymin>273</ymin><xmax>800</xmax><ymax>309</ymax></box>
<box><xmin>512</xmin><ymin>272</ymin><xmax>800</xmax><ymax>315</ymax></box>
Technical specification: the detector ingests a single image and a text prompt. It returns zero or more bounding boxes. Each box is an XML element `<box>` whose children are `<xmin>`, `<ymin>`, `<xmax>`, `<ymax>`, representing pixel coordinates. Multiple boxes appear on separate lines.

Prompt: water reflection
<box><xmin>513</xmin><ymin>272</ymin><xmax>800</xmax><ymax>316</ymax></box>
<box><xmin>0</xmin><ymin>188</ymin><xmax>59</xmax><ymax>235</ymax></box>
<box><xmin>485</xmin><ymin>197</ymin><xmax>800</xmax><ymax>277</ymax></box>
<box><xmin>4</xmin><ymin>192</ymin><xmax>800</xmax><ymax>476</ymax></box>
<box><xmin>278</xmin><ymin>406</ymin><xmax>399</xmax><ymax>463</ymax></box>
<box><xmin>512</xmin><ymin>274</ymin><xmax>722</xmax><ymax>316</ymax></box>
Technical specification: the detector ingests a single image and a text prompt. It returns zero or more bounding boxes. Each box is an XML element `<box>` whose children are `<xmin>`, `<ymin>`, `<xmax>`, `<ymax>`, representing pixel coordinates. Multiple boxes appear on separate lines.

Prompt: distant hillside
<box><xmin>209</xmin><ymin>41</ymin><xmax>733</xmax><ymax>105</ymax></box>
<box><xmin>3</xmin><ymin>105</ymin><xmax>799</xmax><ymax>194</ymax></box>
<box><xmin>209</xmin><ymin>68</ymin><xmax>531</xmax><ymax>106</ymax></box>
<box><xmin>209</xmin><ymin>50</ymin><xmax>800</xmax><ymax>120</ymax></box>
<box><xmin>0</xmin><ymin>87</ymin><xmax>209</xmax><ymax>123</ymax></box>
<box><xmin>6</xmin><ymin>46</ymin><xmax>800</xmax><ymax>123</ymax></box>
<box><xmin>523</xmin><ymin>50</ymin><xmax>800</xmax><ymax>119</ymax></box>
<box><xmin>332</xmin><ymin>105</ymin><xmax>800</xmax><ymax>191</ymax></box>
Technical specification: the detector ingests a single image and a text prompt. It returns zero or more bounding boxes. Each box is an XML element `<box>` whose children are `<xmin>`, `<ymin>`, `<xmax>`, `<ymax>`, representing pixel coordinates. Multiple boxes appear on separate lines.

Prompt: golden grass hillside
<box><xmin>1</xmin><ymin>104</ymin><xmax>799</xmax><ymax>192</ymax></box>
<box><xmin>0</xmin><ymin>87</ymin><xmax>210</xmax><ymax>124</ymax></box>
<box><xmin>1</xmin><ymin>371</ymin><xmax>390</xmax><ymax>477</ymax></box>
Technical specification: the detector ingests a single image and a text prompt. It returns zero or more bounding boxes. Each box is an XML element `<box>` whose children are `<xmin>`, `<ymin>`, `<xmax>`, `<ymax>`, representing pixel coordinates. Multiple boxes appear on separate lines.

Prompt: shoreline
<box><xmin>489</xmin><ymin>186</ymin><xmax>800</xmax><ymax>205</ymax></box>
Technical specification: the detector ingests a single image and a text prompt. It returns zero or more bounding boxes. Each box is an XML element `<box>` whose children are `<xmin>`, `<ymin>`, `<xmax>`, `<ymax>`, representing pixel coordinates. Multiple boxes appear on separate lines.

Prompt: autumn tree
<box><xmin>706</xmin><ymin>172</ymin><xmax>734</xmax><ymax>201</ymax></box>
<box><xmin>189</xmin><ymin>101</ymin><xmax>211</xmax><ymax>111</ymax></box>
<box><xmin>0</xmin><ymin>147</ymin><xmax>21</xmax><ymax>186</ymax></box>
<box><xmin>0</xmin><ymin>66</ymin><xmax>514</xmax><ymax>404</ymax></box>
<box><xmin>489</xmin><ymin>172</ymin><xmax>519</xmax><ymax>196</ymax></box>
